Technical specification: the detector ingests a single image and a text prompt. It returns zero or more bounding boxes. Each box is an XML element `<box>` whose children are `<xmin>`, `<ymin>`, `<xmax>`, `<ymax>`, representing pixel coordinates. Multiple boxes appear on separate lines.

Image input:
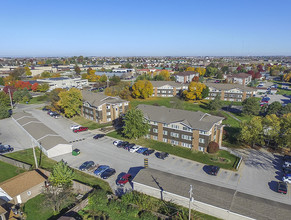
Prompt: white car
<box><xmin>70</xmin><ymin>125</ymin><xmax>81</xmax><ymax>130</ymax></box>
<box><xmin>113</xmin><ymin>140</ymin><xmax>122</xmax><ymax>146</ymax></box>
<box><xmin>283</xmin><ymin>176</ymin><xmax>291</xmax><ymax>184</ymax></box>
<box><xmin>129</xmin><ymin>145</ymin><xmax>141</xmax><ymax>153</ymax></box>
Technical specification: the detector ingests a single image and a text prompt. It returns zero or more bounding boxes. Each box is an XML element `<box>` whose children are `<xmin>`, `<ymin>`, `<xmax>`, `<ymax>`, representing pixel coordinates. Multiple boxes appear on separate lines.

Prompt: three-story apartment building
<box><xmin>137</xmin><ymin>105</ymin><xmax>224</xmax><ymax>152</ymax></box>
<box><xmin>82</xmin><ymin>91</ymin><xmax>129</xmax><ymax>123</ymax></box>
<box><xmin>151</xmin><ymin>81</ymin><xmax>188</xmax><ymax>97</ymax></box>
<box><xmin>205</xmin><ymin>83</ymin><xmax>257</xmax><ymax>102</ymax></box>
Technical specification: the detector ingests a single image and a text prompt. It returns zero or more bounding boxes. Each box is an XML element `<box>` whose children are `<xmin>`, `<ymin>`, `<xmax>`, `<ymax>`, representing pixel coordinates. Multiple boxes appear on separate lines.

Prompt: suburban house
<box><xmin>150</xmin><ymin>81</ymin><xmax>188</xmax><ymax>97</ymax></box>
<box><xmin>205</xmin><ymin>83</ymin><xmax>257</xmax><ymax>102</ymax></box>
<box><xmin>0</xmin><ymin>170</ymin><xmax>47</xmax><ymax>205</ymax></box>
<box><xmin>173</xmin><ymin>71</ymin><xmax>199</xmax><ymax>83</ymax></box>
<box><xmin>82</xmin><ymin>91</ymin><xmax>129</xmax><ymax>123</ymax></box>
<box><xmin>137</xmin><ymin>105</ymin><xmax>224</xmax><ymax>152</ymax></box>
<box><xmin>37</xmin><ymin>77</ymin><xmax>89</xmax><ymax>91</ymax></box>
<box><xmin>226</xmin><ymin>73</ymin><xmax>252</xmax><ymax>86</ymax></box>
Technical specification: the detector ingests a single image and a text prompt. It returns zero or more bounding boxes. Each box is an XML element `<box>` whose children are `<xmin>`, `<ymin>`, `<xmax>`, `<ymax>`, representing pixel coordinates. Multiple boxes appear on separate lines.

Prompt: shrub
<box><xmin>207</xmin><ymin>141</ymin><xmax>219</xmax><ymax>153</ymax></box>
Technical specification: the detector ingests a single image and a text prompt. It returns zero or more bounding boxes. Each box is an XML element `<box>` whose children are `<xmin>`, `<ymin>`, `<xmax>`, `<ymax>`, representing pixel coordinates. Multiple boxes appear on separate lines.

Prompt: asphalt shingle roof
<box><xmin>82</xmin><ymin>90</ymin><xmax>127</xmax><ymax>107</ymax></box>
<box><xmin>205</xmin><ymin>83</ymin><xmax>257</xmax><ymax>92</ymax></box>
<box><xmin>150</xmin><ymin>81</ymin><xmax>188</xmax><ymax>88</ymax></box>
<box><xmin>137</xmin><ymin>104</ymin><xmax>223</xmax><ymax>131</ymax></box>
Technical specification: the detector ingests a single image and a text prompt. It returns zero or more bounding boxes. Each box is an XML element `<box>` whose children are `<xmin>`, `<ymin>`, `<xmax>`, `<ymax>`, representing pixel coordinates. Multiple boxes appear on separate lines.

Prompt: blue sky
<box><xmin>0</xmin><ymin>0</ymin><xmax>290</xmax><ymax>57</ymax></box>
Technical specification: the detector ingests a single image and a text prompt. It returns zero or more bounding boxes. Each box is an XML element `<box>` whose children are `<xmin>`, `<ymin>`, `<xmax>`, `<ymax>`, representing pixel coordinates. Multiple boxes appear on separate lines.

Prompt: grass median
<box><xmin>107</xmin><ymin>131</ymin><xmax>239</xmax><ymax>170</ymax></box>
<box><xmin>5</xmin><ymin>148</ymin><xmax>111</xmax><ymax>192</ymax></box>
<box><xmin>71</xmin><ymin>115</ymin><xmax>112</xmax><ymax>130</ymax></box>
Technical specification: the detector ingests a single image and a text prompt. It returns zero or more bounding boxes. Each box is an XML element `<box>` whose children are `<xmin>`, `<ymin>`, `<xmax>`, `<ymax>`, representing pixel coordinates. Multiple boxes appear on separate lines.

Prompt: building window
<box><xmin>163</xmin><ymin>130</ymin><xmax>168</xmax><ymax>135</ymax></box>
<box><xmin>153</xmin><ymin>136</ymin><xmax>158</xmax><ymax>140</ymax></box>
<box><xmin>182</xmin><ymin>142</ymin><xmax>192</xmax><ymax>148</ymax></box>
<box><xmin>181</xmin><ymin>134</ymin><xmax>192</xmax><ymax>140</ymax></box>
<box><xmin>213</xmin><ymin>135</ymin><xmax>216</xmax><ymax>141</ymax></box>
<box><xmin>106</xmin><ymin>105</ymin><xmax>110</xmax><ymax>109</ymax></box>
<box><xmin>199</xmin><ymin>146</ymin><xmax>205</xmax><ymax>152</ymax></box>
<box><xmin>183</xmin><ymin>126</ymin><xmax>192</xmax><ymax>132</ymax></box>
<box><xmin>163</xmin><ymin>138</ymin><xmax>168</xmax><ymax>142</ymax></box>
<box><xmin>106</xmin><ymin>112</ymin><xmax>111</xmax><ymax>116</ymax></box>
<box><xmin>107</xmin><ymin>118</ymin><xmax>111</xmax><ymax>122</ymax></box>
<box><xmin>199</xmin><ymin>138</ymin><xmax>205</xmax><ymax>143</ymax></box>
<box><xmin>153</xmin><ymin>128</ymin><xmax>158</xmax><ymax>133</ymax></box>
<box><xmin>199</xmin><ymin>130</ymin><xmax>206</xmax><ymax>135</ymax></box>
<box><xmin>153</xmin><ymin>121</ymin><xmax>158</xmax><ymax>125</ymax></box>
<box><xmin>171</xmin><ymin>140</ymin><xmax>179</xmax><ymax>145</ymax></box>
<box><xmin>171</xmin><ymin>124</ymin><xmax>179</xmax><ymax>129</ymax></box>
<box><xmin>163</xmin><ymin>123</ymin><xmax>168</xmax><ymax>127</ymax></box>
<box><xmin>170</xmin><ymin>132</ymin><xmax>179</xmax><ymax>138</ymax></box>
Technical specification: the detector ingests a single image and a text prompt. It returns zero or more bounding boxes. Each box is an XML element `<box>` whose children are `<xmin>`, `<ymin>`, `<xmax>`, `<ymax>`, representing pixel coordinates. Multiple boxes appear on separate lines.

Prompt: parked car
<box><xmin>113</xmin><ymin>140</ymin><xmax>122</xmax><ymax>146</ymax></box>
<box><xmin>283</xmin><ymin>176</ymin><xmax>291</xmax><ymax>184</ymax></box>
<box><xmin>283</xmin><ymin>155</ymin><xmax>291</xmax><ymax>162</ymax></box>
<box><xmin>117</xmin><ymin>173</ymin><xmax>132</xmax><ymax>186</ymax></box>
<box><xmin>278</xmin><ymin>181</ymin><xmax>288</xmax><ymax>194</ymax></box>
<box><xmin>73</xmin><ymin>127</ymin><xmax>89</xmax><ymax>133</ymax></box>
<box><xmin>156</xmin><ymin>152</ymin><xmax>169</xmax><ymax>159</ymax></box>
<box><xmin>129</xmin><ymin>145</ymin><xmax>141</xmax><ymax>153</ymax></box>
<box><xmin>100</xmin><ymin>168</ymin><xmax>116</xmax><ymax>179</ymax></box>
<box><xmin>283</xmin><ymin>166</ymin><xmax>291</xmax><ymax>174</ymax></box>
<box><xmin>79</xmin><ymin>161</ymin><xmax>95</xmax><ymax>171</ymax></box>
<box><xmin>136</xmin><ymin>147</ymin><xmax>148</xmax><ymax>154</ymax></box>
<box><xmin>94</xmin><ymin>165</ymin><xmax>110</xmax><ymax>176</ymax></box>
<box><xmin>282</xmin><ymin>162</ymin><xmax>291</xmax><ymax>169</ymax></box>
<box><xmin>0</xmin><ymin>145</ymin><xmax>14</xmax><ymax>153</ymax></box>
<box><xmin>42</xmin><ymin>107</ymin><xmax>50</xmax><ymax>111</ymax></box>
<box><xmin>124</xmin><ymin>143</ymin><xmax>135</xmax><ymax>151</ymax></box>
<box><xmin>93</xmin><ymin>134</ymin><xmax>105</xmax><ymax>139</ymax></box>
<box><xmin>208</xmin><ymin>165</ymin><xmax>220</xmax><ymax>176</ymax></box>
<box><xmin>70</xmin><ymin>125</ymin><xmax>81</xmax><ymax>130</ymax></box>
<box><xmin>52</xmin><ymin>113</ymin><xmax>61</xmax><ymax>118</ymax></box>
<box><xmin>143</xmin><ymin>149</ymin><xmax>155</xmax><ymax>156</ymax></box>
<box><xmin>117</xmin><ymin>141</ymin><xmax>129</xmax><ymax>148</ymax></box>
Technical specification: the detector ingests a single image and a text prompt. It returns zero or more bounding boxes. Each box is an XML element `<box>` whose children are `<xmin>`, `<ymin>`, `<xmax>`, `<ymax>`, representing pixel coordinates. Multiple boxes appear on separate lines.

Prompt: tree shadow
<box><xmin>268</xmin><ymin>180</ymin><xmax>278</xmax><ymax>193</ymax></box>
<box><xmin>223</xmin><ymin>126</ymin><xmax>241</xmax><ymax>145</ymax></box>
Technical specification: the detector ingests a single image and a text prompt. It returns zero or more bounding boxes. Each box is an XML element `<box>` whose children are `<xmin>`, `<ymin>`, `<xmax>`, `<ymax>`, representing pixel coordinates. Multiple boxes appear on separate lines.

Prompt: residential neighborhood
<box><xmin>1</xmin><ymin>1</ymin><xmax>291</xmax><ymax>220</ymax></box>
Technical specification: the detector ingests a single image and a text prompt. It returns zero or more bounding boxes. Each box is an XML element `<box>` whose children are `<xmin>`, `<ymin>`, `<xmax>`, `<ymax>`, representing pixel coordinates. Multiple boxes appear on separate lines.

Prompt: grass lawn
<box><xmin>107</xmin><ymin>131</ymin><xmax>238</xmax><ymax>170</ymax></box>
<box><xmin>277</xmin><ymin>88</ymin><xmax>291</xmax><ymax>96</ymax></box>
<box><xmin>6</xmin><ymin>148</ymin><xmax>111</xmax><ymax>192</ymax></box>
<box><xmin>0</xmin><ymin>161</ymin><xmax>26</xmax><ymax>183</ymax></box>
<box><xmin>20</xmin><ymin>96</ymin><xmax>47</xmax><ymax>105</ymax></box>
<box><xmin>71</xmin><ymin>115</ymin><xmax>112</xmax><ymax>130</ymax></box>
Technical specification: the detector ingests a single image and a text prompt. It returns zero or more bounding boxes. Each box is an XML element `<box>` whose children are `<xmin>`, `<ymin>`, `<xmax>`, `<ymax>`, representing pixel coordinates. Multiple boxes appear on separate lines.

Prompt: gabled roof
<box><xmin>150</xmin><ymin>81</ymin><xmax>188</xmax><ymax>88</ymax></box>
<box><xmin>173</xmin><ymin>71</ymin><xmax>198</xmax><ymax>76</ymax></box>
<box><xmin>137</xmin><ymin>105</ymin><xmax>223</xmax><ymax>131</ymax></box>
<box><xmin>227</xmin><ymin>73</ymin><xmax>252</xmax><ymax>79</ymax></box>
<box><xmin>82</xmin><ymin>90</ymin><xmax>127</xmax><ymax>107</ymax></box>
<box><xmin>0</xmin><ymin>170</ymin><xmax>47</xmax><ymax>198</ymax></box>
<box><xmin>205</xmin><ymin>83</ymin><xmax>257</xmax><ymax>92</ymax></box>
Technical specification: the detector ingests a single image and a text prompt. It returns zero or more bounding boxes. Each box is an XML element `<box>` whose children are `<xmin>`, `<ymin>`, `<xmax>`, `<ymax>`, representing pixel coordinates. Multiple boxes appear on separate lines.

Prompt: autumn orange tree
<box><xmin>182</xmin><ymin>82</ymin><xmax>207</xmax><ymax>101</ymax></box>
<box><xmin>283</xmin><ymin>73</ymin><xmax>291</xmax><ymax>82</ymax></box>
<box><xmin>186</xmin><ymin>67</ymin><xmax>195</xmax><ymax>71</ymax></box>
<box><xmin>159</xmin><ymin>70</ymin><xmax>170</xmax><ymax>80</ymax></box>
<box><xmin>132</xmin><ymin>80</ymin><xmax>153</xmax><ymax>99</ymax></box>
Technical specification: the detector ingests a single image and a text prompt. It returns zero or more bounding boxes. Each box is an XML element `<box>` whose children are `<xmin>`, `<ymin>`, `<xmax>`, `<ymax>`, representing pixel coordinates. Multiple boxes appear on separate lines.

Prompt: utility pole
<box><xmin>189</xmin><ymin>185</ymin><xmax>193</xmax><ymax>220</ymax></box>
<box><xmin>8</xmin><ymin>88</ymin><xmax>13</xmax><ymax>109</ymax></box>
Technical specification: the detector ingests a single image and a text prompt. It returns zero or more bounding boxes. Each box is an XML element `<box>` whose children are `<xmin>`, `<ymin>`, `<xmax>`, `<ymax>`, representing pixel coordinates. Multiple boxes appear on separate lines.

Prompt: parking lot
<box><xmin>1</xmin><ymin>105</ymin><xmax>291</xmax><ymax>204</ymax></box>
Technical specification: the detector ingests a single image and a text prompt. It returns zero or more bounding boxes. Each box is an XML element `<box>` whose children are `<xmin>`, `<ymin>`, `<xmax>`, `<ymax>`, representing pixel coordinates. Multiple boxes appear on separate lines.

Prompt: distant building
<box><xmin>173</xmin><ymin>71</ymin><xmax>199</xmax><ymax>83</ymax></box>
<box><xmin>150</xmin><ymin>81</ymin><xmax>188</xmax><ymax>97</ymax></box>
<box><xmin>36</xmin><ymin>77</ymin><xmax>88</xmax><ymax>91</ymax></box>
<box><xmin>205</xmin><ymin>83</ymin><xmax>257</xmax><ymax>102</ymax></box>
<box><xmin>82</xmin><ymin>91</ymin><xmax>129</xmax><ymax>123</ymax></box>
<box><xmin>226</xmin><ymin>73</ymin><xmax>252</xmax><ymax>86</ymax></box>
<box><xmin>138</xmin><ymin>104</ymin><xmax>224</xmax><ymax>152</ymax></box>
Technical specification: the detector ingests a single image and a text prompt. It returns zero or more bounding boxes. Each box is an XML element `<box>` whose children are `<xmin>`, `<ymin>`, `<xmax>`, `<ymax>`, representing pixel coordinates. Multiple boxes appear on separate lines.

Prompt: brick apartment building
<box><xmin>205</xmin><ymin>83</ymin><xmax>257</xmax><ymax>102</ymax></box>
<box><xmin>81</xmin><ymin>91</ymin><xmax>129</xmax><ymax>123</ymax></box>
<box><xmin>150</xmin><ymin>81</ymin><xmax>188</xmax><ymax>97</ymax></box>
<box><xmin>173</xmin><ymin>71</ymin><xmax>199</xmax><ymax>83</ymax></box>
<box><xmin>137</xmin><ymin>105</ymin><xmax>224</xmax><ymax>152</ymax></box>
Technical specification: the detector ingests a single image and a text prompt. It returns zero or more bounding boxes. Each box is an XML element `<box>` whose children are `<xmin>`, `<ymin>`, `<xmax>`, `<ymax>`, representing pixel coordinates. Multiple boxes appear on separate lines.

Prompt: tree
<box><xmin>99</xmin><ymin>74</ymin><xmax>108</xmax><ymax>82</ymax></box>
<box><xmin>0</xmin><ymin>77</ymin><xmax>4</xmax><ymax>86</ymax></box>
<box><xmin>186</xmin><ymin>67</ymin><xmax>195</xmax><ymax>71</ymax></box>
<box><xmin>205</xmin><ymin>65</ymin><xmax>218</xmax><ymax>77</ymax></box>
<box><xmin>207</xmin><ymin>95</ymin><xmax>222</xmax><ymax>110</ymax></box>
<box><xmin>122</xmin><ymin>108</ymin><xmax>150</xmax><ymax>139</ymax></box>
<box><xmin>280</xmin><ymin>113</ymin><xmax>291</xmax><ymax>148</ymax></box>
<box><xmin>201</xmin><ymin>86</ymin><xmax>209</xmax><ymax>99</ymax></box>
<box><xmin>110</xmin><ymin>74</ymin><xmax>121</xmax><ymax>84</ymax></box>
<box><xmin>74</xmin><ymin>65</ymin><xmax>81</xmax><ymax>75</ymax></box>
<box><xmin>58</xmin><ymin>88</ymin><xmax>82</xmax><ymax>117</ymax></box>
<box><xmin>240</xmin><ymin>116</ymin><xmax>264</xmax><ymax>147</ymax></box>
<box><xmin>41</xmin><ymin>71</ymin><xmax>51</xmax><ymax>78</ymax></box>
<box><xmin>207</xmin><ymin>141</ymin><xmax>219</xmax><ymax>153</ymax></box>
<box><xmin>192</xmin><ymin>76</ymin><xmax>199</xmax><ymax>82</ymax></box>
<box><xmin>263</xmin><ymin>114</ymin><xmax>281</xmax><ymax>145</ymax></box>
<box><xmin>182</xmin><ymin>82</ymin><xmax>206</xmax><ymax>101</ymax></box>
<box><xmin>132</xmin><ymin>80</ymin><xmax>153</xmax><ymax>99</ymax></box>
<box><xmin>242</xmin><ymin>97</ymin><xmax>260</xmax><ymax>115</ymax></box>
<box><xmin>159</xmin><ymin>70</ymin><xmax>170</xmax><ymax>80</ymax></box>
<box><xmin>281</xmin><ymin>103</ymin><xmax>291</xmax><ymax>115</ymax></box>
<box><xmin>283</xmin><ymin>73</ymin><xmax>291</xmax><ymax>82</ymax></box>
<box><xmin>37</xmin><ymin>83</ymin><xmax>50</xmax><ymax>92</ymax></box>
<box><xmin>119</xmin><ymin>86</ymin><xmax>131</xmax><ymax>100</ymax></box>
<box><xmin>11</xmin><ymin>67</ymin><xmax>25</xmax><ymax>80</ymax></box>
<box><xmin>195</xmin><ymin>67</ymin><xmax>206</xmax><ymax>76</ymax></box>
<box><xmin>49</xmin><ymin>161</ymin><xmax>75</xmax><ymax>187</ymax></box>
<box><xmin>31</xmin><ymin>83</ymin><xmax>39</xmax><ymax>92</ymax></box>
<box><xmin>24</xmin><ymin>66</ymin><xmax>32</xmax><ymax>76</ymax></box>
<box><xmin>0</xmin><ymin>103</ymin><xmax>10</xmax><ymax>119</ymax></box>
<box><xmin>266</xmin><ymin>101</ymin><xmax>282</xmax><ymax>115</ymax></box>
<box><xmin>0</xmin><ymin>91</ymin><xmax>10</xmax><ymax>107</ymax></box>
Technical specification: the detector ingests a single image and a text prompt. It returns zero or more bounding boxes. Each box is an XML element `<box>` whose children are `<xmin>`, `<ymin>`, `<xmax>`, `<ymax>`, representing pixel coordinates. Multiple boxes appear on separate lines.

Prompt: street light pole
<box><xmin>189</xmin><ymin>185</ymin><xmax>193</xmax><ymax>220</ymax></box>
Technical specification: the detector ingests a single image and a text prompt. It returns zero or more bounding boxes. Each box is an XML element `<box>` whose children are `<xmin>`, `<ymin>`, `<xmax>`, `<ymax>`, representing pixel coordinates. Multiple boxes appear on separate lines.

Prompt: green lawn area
<box><xmin>0</xmin><ymin>161</ymin><xmax>26</xmax><ymax>183</ymax></box>
<box><xmin>71</xmin><ymin>115</ymin><xmax>111</xmax><ymax>130</ymax></box>
<box><xmin>107</xmin><ymin>131</ymin><xmax>239</xmax><ymax>170</ymax></box>
<box><xmin>5</xmin><ymin>148</ymin><xmax>111</xmax><ymax>192</ymax></box>
<box><xmin>20</xmin><ymin>95</ymin><xmax>47</xmax><ymax>105</ymax></box>
<box><xmin>277</xmin><ymin>88</ymin><xmax>291</xmax><ymax>96</ymax></box>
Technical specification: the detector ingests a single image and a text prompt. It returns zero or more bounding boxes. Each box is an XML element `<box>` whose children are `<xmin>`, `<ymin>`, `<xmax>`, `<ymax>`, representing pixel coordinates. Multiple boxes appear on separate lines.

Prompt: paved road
<box><xmin>1</xmin><ymin>105</ymin><xmax>291</xmax><ymax>206</ymax></box>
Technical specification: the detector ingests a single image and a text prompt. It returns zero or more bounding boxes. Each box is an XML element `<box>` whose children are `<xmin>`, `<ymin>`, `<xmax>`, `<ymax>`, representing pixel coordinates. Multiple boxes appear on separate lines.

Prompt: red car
<box><xmin>73</xmin><ymin>127</ymin><xmax>88</xmax><ymax>133</ymax></box>
<box><xmin>117</xmin><ymin>173</ymin><xmax>132</xmax><ymax>186</ymax></box>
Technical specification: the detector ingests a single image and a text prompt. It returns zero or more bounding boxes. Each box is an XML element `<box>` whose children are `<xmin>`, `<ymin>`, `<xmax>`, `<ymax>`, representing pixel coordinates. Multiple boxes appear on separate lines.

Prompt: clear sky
<box><xmin>0</xmin><ymin>0</ymin><xmax>290</xmax><ymax>57</ymax></box>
